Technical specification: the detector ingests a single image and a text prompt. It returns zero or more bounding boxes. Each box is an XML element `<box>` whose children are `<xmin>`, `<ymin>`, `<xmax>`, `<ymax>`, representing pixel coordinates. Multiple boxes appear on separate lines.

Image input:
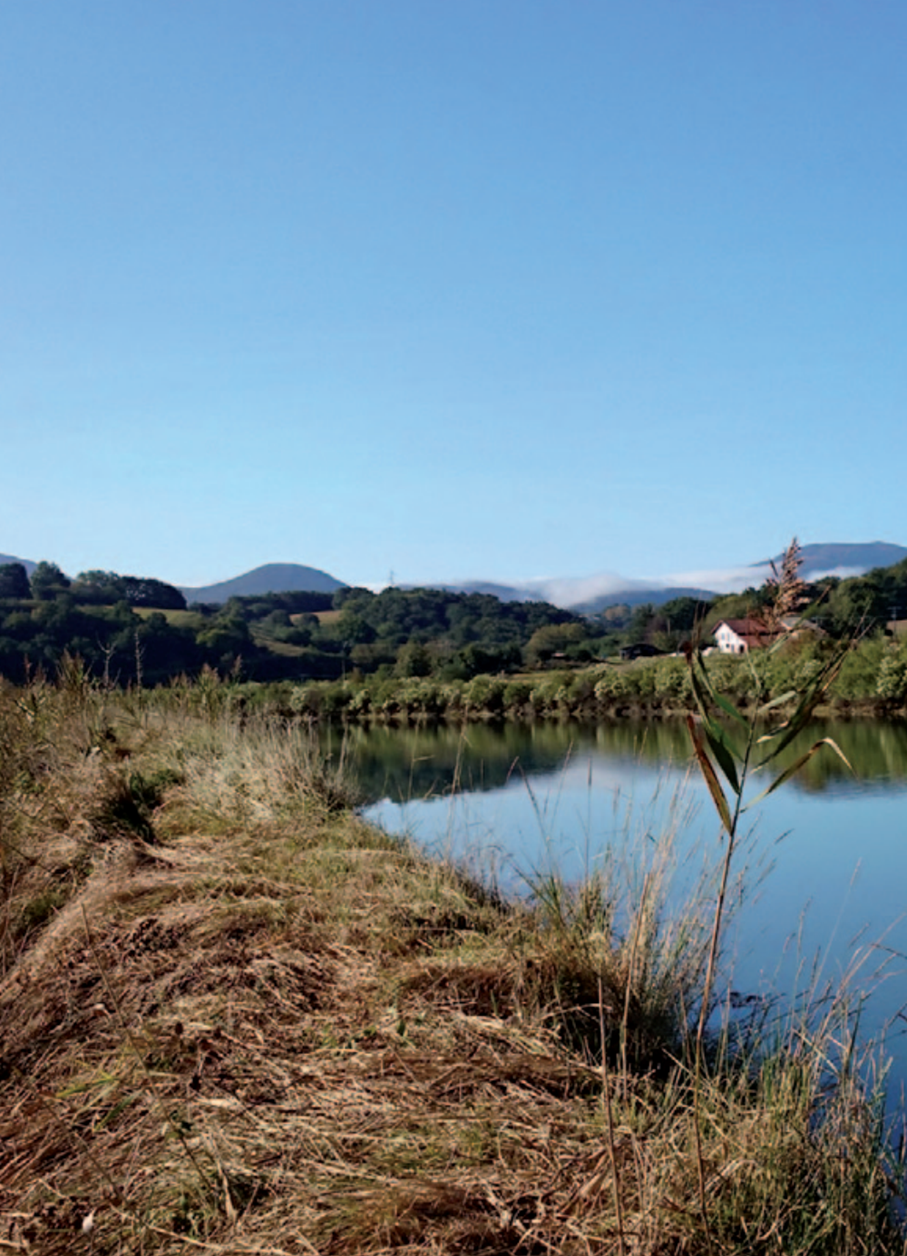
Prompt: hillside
<box><xmin>764</xmin><ymin>541</ymin><xmax>907</xmax><ymax>580</ymax></box>
<box><xmin>179</xmin><ymin>562</ymin><xmax>345</xmax><ymax>604</ymax></box>
<box><xmin>573</xmin><ymin>583</ymin><xmax>719</xmax><ymax>613</ymax></box>
<box><xmin>0</xmin><ymin>553</ymin><xmax>36</xmax><ymax>574</ymax></box>
<box><xmin>6</xmin><ymin>542</ymin><xmax>907</xmax><ymax>612</ymax></box>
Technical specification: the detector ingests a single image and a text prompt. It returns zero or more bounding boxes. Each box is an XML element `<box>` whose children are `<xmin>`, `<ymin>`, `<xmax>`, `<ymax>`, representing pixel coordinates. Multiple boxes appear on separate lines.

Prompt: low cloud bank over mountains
<box><xmin>2</xmin><ymin>543</ymin><xmax>906</xmax><ymax>611</ymax></box>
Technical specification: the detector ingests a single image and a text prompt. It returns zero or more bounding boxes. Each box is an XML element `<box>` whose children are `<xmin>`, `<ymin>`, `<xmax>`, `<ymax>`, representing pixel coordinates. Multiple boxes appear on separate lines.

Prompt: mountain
<box><xmin>571</xmin><ymin>585</ymin><xmax>720</xmax><ymax>613</ymax></box>
<box><xmin>763</xmin><ymin>542</ymin><xmax>907</xmax><ymax>581</ymax></box>
<box><xmin>7</xmin><ymin>540</ymin><xmax>906</xmax><ymax>612</ymax></box>
<box><xmin>430</xmin><ymin>542</ymin><xmax>907</xmax><ymax>613</ymax></box>
<box><xmin>179</xmin><ymin>563</ymin><xmax>345</xmax><ymax>605</ymax></box>
<box><xmin>432</xmin><ymin>577</ymin><xmax>717</xmax><ymax>613</ymax></box>
<box><xmin>405</xmin><ymin>580</ymin><xmax>549</xmax><ymax>603</ymax></box>
<box><xmin>0</xmin><ymin>554</ymin><xmax>36</xmax><ymax>575</ymax></box>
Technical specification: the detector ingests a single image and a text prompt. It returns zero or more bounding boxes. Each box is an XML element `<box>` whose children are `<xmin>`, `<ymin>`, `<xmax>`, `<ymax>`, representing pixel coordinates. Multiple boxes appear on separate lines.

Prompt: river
<box><xmin>323</xmin><ymin>717</ymin><xmax>907</xmax><ymax>1078</ymax></box>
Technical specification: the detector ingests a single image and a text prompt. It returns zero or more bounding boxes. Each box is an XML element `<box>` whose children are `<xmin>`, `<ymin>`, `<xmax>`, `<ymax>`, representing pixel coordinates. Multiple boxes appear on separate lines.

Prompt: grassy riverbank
<box><xmin>221</xmin><ymin>634</ymin><xmax>907</xmax><ymax>726</ymax></box>
<box><xmin>1</xmin><ymin>675</ymin><xmax>904</xmax><ymax>1254</ymax></box>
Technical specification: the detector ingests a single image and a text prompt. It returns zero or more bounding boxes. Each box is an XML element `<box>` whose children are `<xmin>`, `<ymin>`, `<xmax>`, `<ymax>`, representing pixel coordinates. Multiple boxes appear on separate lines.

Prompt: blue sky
<box><xmin>2</xmin><ymin>1</ymin><xmax>905</xmax><ymax>589</ymax></box>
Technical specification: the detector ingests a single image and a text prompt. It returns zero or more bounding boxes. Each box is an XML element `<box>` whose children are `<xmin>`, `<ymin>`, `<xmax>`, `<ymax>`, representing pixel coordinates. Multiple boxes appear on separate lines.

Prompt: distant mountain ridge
<box><xmin>761</xmin><ymin>541</ymin><xmax>907</xmax><ymax>581</ymax></box>
<box><xmin>178</xmin><ymin>563</ymin><xmax>345</xmax><ymax>604</ymax></box>
<box><xmin>0</xmin><ymin>554</ymin><xmax>36</xmax><ymax>575</ymax></box>
<box><xmin>430</xmin><ymin>542</ymin><xmax>907</xmax><ymax>612</ymax></box>
<box><xmin>5</xmin><ymin>542</ymin><xmax>907</xmax><ymax>611</ymax></box>
<box><xmin>420</xmin><ymin>578</ymin><xmax>718</xmax><ymax>612</ymax></box>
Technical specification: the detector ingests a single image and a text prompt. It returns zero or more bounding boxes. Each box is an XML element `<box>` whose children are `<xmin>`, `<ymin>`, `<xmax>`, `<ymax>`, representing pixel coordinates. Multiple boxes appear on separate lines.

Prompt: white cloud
<box><xmin>661</xmin><ymin>564</ymin><xmax>773</xmax><ymax>595</ymax></box>
<box><xmin>521</xmin><ymin>571</ymin><xmax>651</xmax><ymax>607</ymax></box>
<box><xmin>808</xmin><ymin>566</ymin><xmax>863</xmax><ymax>581</ymax></box>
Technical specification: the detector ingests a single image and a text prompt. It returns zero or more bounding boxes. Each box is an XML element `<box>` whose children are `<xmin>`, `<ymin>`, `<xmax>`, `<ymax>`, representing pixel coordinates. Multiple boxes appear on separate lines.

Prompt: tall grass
<box><xmin>518</xmin><ymin>775</ymin><xmax>722</xmax><ymax>1072</ymax></box>
<box><xmin>0</xmin><ymin>660</ymin><xmax>904</xmax><ymax>1253</ymax></box>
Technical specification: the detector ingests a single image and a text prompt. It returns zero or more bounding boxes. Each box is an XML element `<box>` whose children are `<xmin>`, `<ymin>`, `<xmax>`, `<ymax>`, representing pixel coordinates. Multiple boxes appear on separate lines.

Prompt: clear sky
<box><xmin>2</xmin><ymin>1</ymin><xmax>905</xmax><ymax>589</ymax></box>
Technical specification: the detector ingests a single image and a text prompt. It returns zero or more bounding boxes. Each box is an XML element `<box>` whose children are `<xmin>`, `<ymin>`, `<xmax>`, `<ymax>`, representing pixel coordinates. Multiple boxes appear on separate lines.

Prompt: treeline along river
<box><xmin>323</xmin><ymin>718</ymin><xmax>907</xmax><ymax>1088</ymax></box>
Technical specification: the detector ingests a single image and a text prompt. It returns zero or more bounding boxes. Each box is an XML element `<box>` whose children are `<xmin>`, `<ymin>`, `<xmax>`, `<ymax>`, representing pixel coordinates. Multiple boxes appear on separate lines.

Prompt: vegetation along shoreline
<box><xmin>3</xmin><ymin>541</ymin><xmax>907</xmax><ymax>716</ymax></box>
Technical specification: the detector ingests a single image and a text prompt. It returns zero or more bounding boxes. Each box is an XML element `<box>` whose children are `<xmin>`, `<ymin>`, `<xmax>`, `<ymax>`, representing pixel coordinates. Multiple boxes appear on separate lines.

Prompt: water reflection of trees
<box><xmin>778</xmin><ymin>720</ymin><xmax>907</xmax><ymax>793</ymax></box>
<box><xmin>326</xmin><ymin>719</ymin><xmax>907</xmax><ymax>805</ymax></box>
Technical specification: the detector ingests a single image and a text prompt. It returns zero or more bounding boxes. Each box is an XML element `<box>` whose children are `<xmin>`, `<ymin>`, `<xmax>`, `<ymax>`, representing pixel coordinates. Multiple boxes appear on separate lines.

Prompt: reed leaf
<box><xmin>687</xmin><ymin>656</ymin><xmax>742</xmax><ymax>793</ymax></box>
<box><xmin>755</xmin><ymin>689</ymin><xmax>797</xmax><ymax>718</ymax></box>
<box><xmin>686</xmin><ymin>714</ymin><xmax>733</xmax><ymax>835</ymax></box>
<box><xmin>746</xmin><ymin>737</ymin><xmax>854</xmax><ymax>809</ymax></box>
<box><xmin>755</xmin><ymin>648</ymin><xmax>849</xmax><ymax>766</ymax></box>
<box><xmin>711</xmin><ymin>688</ymin><xmax>751</xmax><ymax>730</ymax></box>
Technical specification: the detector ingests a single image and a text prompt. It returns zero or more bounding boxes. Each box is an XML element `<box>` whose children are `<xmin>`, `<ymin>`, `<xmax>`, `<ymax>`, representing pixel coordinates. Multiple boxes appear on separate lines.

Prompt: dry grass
<box><xmin>0</xmin><ymin>678</ymin><xmax>903</xmax><ymax>1254</ymax></box>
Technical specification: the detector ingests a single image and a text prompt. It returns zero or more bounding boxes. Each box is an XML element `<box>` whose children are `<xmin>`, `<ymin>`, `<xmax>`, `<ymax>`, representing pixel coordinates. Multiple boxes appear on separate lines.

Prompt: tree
<box><xmin>455</xmin><ymin>641</ymin><xmax>521</xmax><ymax>678</ymax></box>
<box><xmin>524</xmin><ymin>622</ymin><xmax>586</xmax><ymax>668</ymax></box>
<box><xmin>394</xmin><ymin>642</ymin><xmax>432</xmax><ymax>678</ymax></box>
<box><xmin>659</xmin><ymin>596</ymin><xmax>712</xmax><ymax>635</ymax></box>
<box><xmin>30</xmin><ymin>561</ymin><xmax>71</xmax><ymax>601</ymax></box>
<box><xmin>196</xmin><ymin>614</ymin><xmax>252</xmax><ymax>658</ymax></box>
<box><xmin>121</xmin><ymin>575</ymin><xmax>186</xmax><ymax>610</ymax></box>
<box><xmin>72</xmin><ymin>570</ymin><xmax>126</xmax><ymax>604</ymax></box>
<box><xmin>333</xmin><ymin>586</ymin><xmax>375</xmax><ymax>612</ymax></box>
<box><xmin>336</xmin><ymin>610</ymin><xmax>376</xmax><ymax>646</ymax></box>
<box><xmin>0</xmin><ymin>562</ymin><xmax>31</xmax><ymax>600</ymax></box>
<box><xmin>628</xmin><ymin>602</ymin><xmax>657</xmax><ymax>641</ymax></box>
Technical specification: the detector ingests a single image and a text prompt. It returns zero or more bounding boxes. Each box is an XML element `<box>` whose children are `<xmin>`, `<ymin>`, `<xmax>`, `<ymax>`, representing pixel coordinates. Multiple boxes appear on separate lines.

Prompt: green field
<box><xmin>132</xmin><ymin>606</ymin><xmax>207</xmax><ymax>629</ymax></box>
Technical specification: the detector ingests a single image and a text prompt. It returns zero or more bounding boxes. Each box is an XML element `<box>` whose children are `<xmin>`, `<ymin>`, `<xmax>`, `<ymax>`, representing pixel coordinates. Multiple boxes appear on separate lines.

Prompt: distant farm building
<box><xmin>713</xmin><ymin>617</ymin><xmax>824</xmax><ymax>654</ymax></box>
<box><xmin>619</xmin><ymin>642</ymin><xmax>664</xmax><ymax>661</ymax></box>
<box><xmin>713</xmin><ymin>619</ymin><xmax>776</xmax><ymax>654</ymax></box>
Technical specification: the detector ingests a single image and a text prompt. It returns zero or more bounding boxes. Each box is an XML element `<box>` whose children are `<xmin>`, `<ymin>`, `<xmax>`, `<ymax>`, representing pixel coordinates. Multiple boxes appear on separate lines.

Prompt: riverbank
<box><xmin>1</xmin><ymin>677</ymin><xmax>904</xmax><ymax>1254</ymax></box>
<box><xmin>224</xmin><ymin>643</ymin><xmax>907</xmax><ymax>727</ymax></box>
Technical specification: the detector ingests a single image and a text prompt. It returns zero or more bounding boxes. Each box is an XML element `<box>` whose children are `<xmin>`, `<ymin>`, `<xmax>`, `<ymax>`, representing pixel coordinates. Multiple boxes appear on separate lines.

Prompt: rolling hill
<box><xmin>430</xmin><ymin>543</ymin><xmax>907</xmax><ymax>612</ymax></box>
<box><xmin>178</xmin><ymin>563</ymin><xmax>345</xmax><ymax>605</ymax></box>
<box><xmin>763</xmin><ymin>541</ymin><xmax>907</xmax><ymax>581</ymax></box>
<box><xmin>5</xmin><ymin>542</ymin><xmax>907</xmax><ymax>611</ymax></box>
<box><xmin>0</xmin><ymin>554</ymin><xmax>36</xmax><ymax>575</ymax></box>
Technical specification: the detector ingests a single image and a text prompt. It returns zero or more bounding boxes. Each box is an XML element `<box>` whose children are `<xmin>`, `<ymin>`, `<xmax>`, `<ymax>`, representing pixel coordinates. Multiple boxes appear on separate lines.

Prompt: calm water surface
<box><xmin>324</xmin><ymin>718</ymin><xmax>907</xmax><ymax>1071</ymax></box>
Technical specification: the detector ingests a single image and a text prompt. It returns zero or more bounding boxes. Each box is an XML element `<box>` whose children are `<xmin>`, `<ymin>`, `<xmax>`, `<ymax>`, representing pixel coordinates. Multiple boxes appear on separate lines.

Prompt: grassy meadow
<box><xmin>1</xmin><ymin>669</ymin><xmax>905</xmax><ymax>1254</ymax></box>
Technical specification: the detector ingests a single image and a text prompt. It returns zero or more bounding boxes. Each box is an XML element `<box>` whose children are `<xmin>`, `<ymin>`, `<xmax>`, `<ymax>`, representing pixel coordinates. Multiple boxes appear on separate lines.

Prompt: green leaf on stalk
<box><xmin>711</xmin><ymin>689</ymin><xmax>751</xmax><ymax>730</ymax></box>
<box><xmin>687</xmin><ymin>653</ymin><xmax>717</xmax><ymax>722</ymax></box>
<box><xmin>755</xmin><ymin>647</ymin><xmax>849</xmax><ymax>767</ymax></box>
<box><xmin>704</xmin><ymin>724</ymin><xmax>741</xmax><ymax>796</ymax></box>
<box><xmin>756</xmin><ymin>691</ymin><xmax>797</xmax><ymax>717</ymax></box>
<box><xmin>686</xmin><ymin>656</ymin><xmax>742</xmax><ymax>792</ymax></box>
<box><xmin>687</xmin><ymin>715</ymin><xmax>733</xmax><ymax>835</ymax></box>
<box><xmin>746</xmin><ymin>738</ymin><xmax>853</xmax><ymax>809</ymax></box>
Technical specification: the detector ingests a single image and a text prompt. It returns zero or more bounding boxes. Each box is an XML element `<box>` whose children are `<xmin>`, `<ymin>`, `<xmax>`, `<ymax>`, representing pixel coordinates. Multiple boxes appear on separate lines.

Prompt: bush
<box><xmin>836</xmin><ymin>636</ymin><xmax>887</xmax><ymax>701</ymax></box>
<box><xmin>465</xmin><ymin>675</ymin><xmax>506</xmax><ymax>714</ymax></box>
<box><xmin>504</xmin><ymin>680</ymin><xmax>533</xmax><ymax>711</ymax></box>
<box><xmin>529</xmin><ymin>676</ymin><xmax>572</xmax><ymax>714</ymax></box>
<box><xmin>396</xmin><ymin>678</ymin><xmax>445</xmax><ymax>717</ymax></box>
<box><xmin>653</xmin><ymin>658</ymin><xmax>692</xmax><ymax>704</ymax></box>
<box><xmin>877</xmin><ymin>644</ymin><xmax>907</xmax><ymax>702</ymax></box>
<box><xmin>594</xmin><ymin>669</ymin><xmax>631</xmax><ymax>703</ymax></box>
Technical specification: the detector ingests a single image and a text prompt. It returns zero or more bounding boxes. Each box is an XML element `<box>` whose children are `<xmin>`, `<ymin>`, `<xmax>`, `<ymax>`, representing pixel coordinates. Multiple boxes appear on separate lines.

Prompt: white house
<box><xmin>713</xmin><ymin>616</ymin><xmax>824</xmax><ymax>654</ymax></box>
<box><xmin>712</xmin><ymin>619</ymin><xmax>776</xmax><ymax>654</ymax></box>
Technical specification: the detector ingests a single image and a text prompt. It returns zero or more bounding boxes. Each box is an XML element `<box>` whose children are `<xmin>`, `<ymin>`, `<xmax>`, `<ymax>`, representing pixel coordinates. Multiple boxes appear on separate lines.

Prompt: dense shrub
<box><xmin>653</xmin><ymin>658</ymin><xmax>692</xmax><ymax>704</ymax></box>
<box><xmin>877</xmin><ymin>641</ymin><xmax>907</xmax><ymax>702</ymax></box>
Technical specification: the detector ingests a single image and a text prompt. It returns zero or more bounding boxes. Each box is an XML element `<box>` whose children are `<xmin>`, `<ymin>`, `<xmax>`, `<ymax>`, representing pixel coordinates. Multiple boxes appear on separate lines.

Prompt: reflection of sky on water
<box><xmin>364</xmin><ymin>744</ymin><xmax>907</xmax><ymax>1089</ymax></box>
<box><xmin>366</xmin><ymin>754</ymin><xmax>698</xmax><ymax>885</ymax></box>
